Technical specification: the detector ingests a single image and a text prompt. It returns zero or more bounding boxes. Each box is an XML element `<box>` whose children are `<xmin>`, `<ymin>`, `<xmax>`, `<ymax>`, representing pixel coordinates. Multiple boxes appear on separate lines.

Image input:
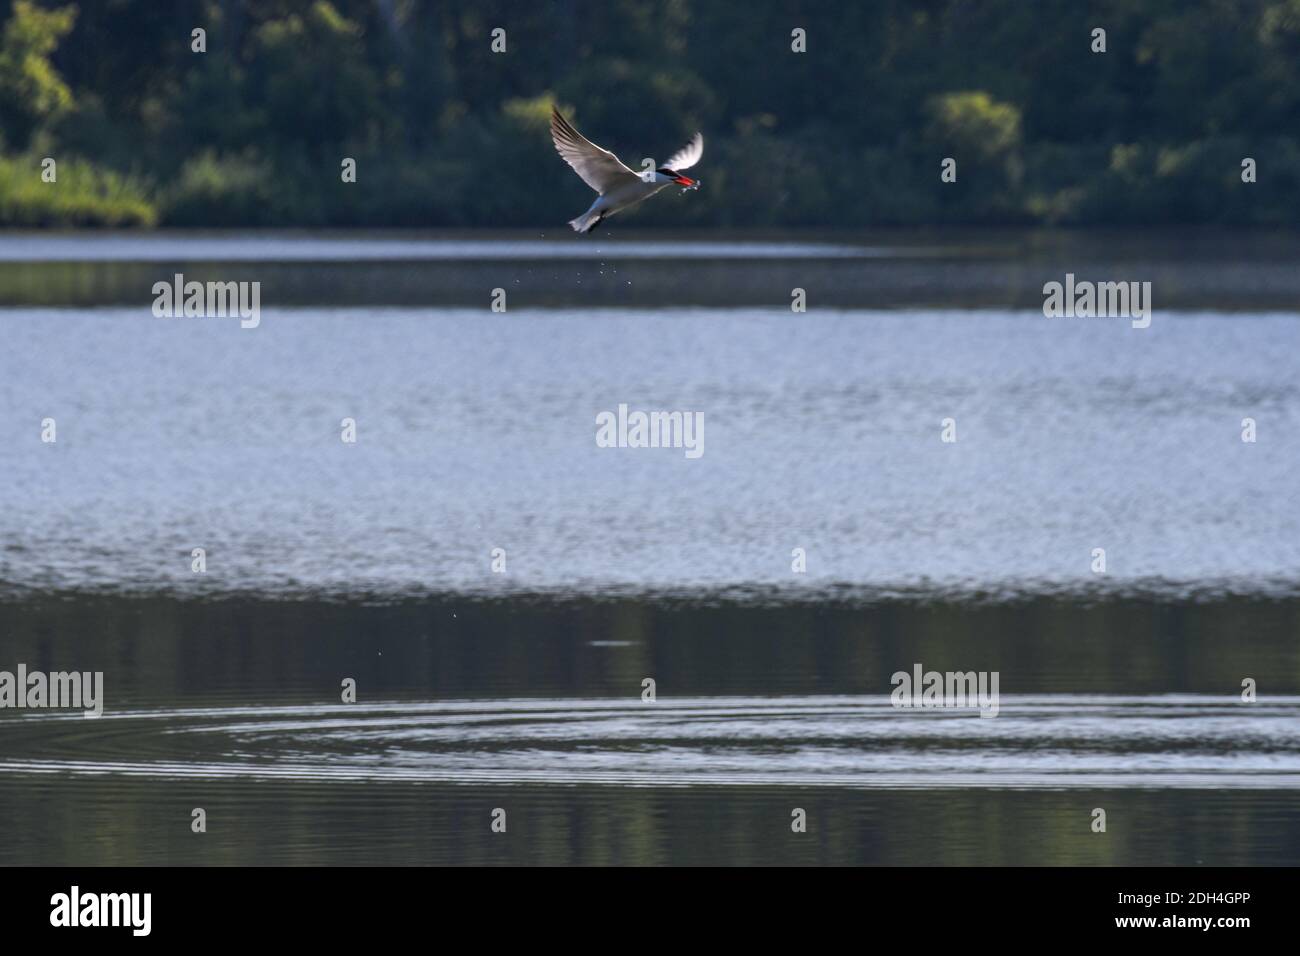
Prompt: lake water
<box><xmin>1</xmin><ymin>231</ymin><xmax>1298</xmax><ymax>865</ymax></box>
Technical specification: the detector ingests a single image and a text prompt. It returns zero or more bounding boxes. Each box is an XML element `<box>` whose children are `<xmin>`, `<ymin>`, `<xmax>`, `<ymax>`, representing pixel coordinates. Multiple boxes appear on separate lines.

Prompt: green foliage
<box><xmin>0</xmin><ymin>1</ymin><xmax>76</xmax><ymax>149</ymax></box>
<box><xmin>0</xmin><ymin>152</ymin><xmax>154</xmax><ymax>226</ymax></box>
<box><xmin>924</xmin><ymin>91</ymin><xmax>1024</xmax><ymax>220</ymax></box>
<box><xmin>1</xmin><ymin>0</ymin><xmax>1299</xmax><ymax>227</ymax></box>
<box><xmin>245</xmin><ymin>2</ymin><xmax>384</xmax><ymax>155</ymax></box>
<box><xmin>926</xmin><ymin>92</ymin><xmax>1021</xmax><ymax>163</ymax></box>
<box><xmin>161</xmin><ymin>150</ymin><xmax>277</xmax><ymax>226</ymax></box>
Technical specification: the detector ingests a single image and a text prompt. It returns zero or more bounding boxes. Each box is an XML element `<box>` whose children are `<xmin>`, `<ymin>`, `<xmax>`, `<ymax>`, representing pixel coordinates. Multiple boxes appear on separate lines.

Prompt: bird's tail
<box><xmin>569</xmin><ymin>210</ymin><xmax>602</xmax><ymax>233</ymax></box>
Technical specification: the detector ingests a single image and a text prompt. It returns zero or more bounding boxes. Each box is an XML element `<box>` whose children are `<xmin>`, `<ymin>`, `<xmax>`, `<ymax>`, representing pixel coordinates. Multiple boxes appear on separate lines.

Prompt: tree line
<box><xmin>1</xmin><ymin>0</ymin><xmax>1297</xmax><ymax>228</ymax></box>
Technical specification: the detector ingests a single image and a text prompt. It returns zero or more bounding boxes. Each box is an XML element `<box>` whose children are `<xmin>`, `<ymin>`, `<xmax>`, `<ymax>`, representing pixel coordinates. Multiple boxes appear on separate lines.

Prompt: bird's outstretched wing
<box><xmin>663</xmin><ymin>132</ymin><xmax>704</xmax><ymax>172</ymax></box>
<box><xmin>551</xmin><ymin>107</ymin><xmax>639</xmax><ymax>195</ymax></box>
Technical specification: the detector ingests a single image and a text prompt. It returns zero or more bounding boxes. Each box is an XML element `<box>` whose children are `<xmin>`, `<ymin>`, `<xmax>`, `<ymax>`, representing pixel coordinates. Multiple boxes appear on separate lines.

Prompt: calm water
<box><xmin>1</xmin><ymin>232</ymin><xmax>1298</xmax><ymax>865</ymax></box>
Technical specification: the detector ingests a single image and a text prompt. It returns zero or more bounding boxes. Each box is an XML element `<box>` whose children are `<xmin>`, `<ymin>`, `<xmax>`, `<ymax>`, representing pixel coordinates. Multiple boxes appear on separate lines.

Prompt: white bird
<box><xmin>550</xmin><ymin>106</ymin><xmax>703</xmax><ymax>233</ymax></box>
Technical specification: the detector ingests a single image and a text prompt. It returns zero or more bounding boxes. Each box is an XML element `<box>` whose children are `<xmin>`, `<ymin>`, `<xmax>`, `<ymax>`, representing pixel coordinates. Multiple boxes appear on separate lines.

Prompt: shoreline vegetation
<box><xmin>1</xmin><ymin>0</ymin><xmax>1299</xmax><ymax>229</ymax></box>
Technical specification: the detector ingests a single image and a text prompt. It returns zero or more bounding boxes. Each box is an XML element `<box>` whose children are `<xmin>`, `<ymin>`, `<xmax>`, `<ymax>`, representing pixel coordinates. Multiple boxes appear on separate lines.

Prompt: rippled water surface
<box><xmin>6</xmin><ymin>695</ymin><xmax>1299</xmax><ymax>790</ymax></box>
<box><xmin>2</xmin><ymin>305</ymin><xmax>1298</xmax><ymax>598</ymax></box>
<box><xmin>4</xmin><ymin>687</ymin><xmax>1298</xmax><ymax>864</ymax></box>
<box><xmin>2</xmin><ymin>234</ymin><xmax>1298</xmax><ymax>865</ymax></box>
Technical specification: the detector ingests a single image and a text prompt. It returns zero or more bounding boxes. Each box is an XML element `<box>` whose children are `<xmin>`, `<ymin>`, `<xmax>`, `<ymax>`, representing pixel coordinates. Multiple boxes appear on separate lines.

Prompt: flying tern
<box><xmin>550</xmin><ymin>106</ymin><xmax>703</xmax><ymax>233</ymax></box>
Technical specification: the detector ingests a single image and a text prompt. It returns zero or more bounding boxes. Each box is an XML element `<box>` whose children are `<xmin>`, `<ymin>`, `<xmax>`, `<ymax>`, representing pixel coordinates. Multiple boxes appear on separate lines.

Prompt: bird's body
<box><xmin>550</xmin><ymin>107</ymin><xmax>703</xmax><ymax>233</ymax></box>
<box><xmin>569</xmin><ymin>177</ymin><xmax>676</xmax><ymax>234</ymax></box>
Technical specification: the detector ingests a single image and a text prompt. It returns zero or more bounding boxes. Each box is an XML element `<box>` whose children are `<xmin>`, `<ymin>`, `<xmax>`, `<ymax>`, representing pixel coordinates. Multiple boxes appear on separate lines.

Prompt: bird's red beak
<box><xmin>674</xmin><ymin>175</ymin><xmax>696</xmax><ymax>186</ymax></box>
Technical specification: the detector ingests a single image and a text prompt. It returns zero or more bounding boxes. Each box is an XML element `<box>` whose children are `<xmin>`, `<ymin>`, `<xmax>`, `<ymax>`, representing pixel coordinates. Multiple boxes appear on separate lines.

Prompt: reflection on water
<box><xmin>4</xmin><ymin>774</ymin><xmax>1296</xmax><ymax>866</ymax></box>
<box><xmin>0</xmin><ymin>234</ymin><xmax>883</xmax><ymax>262</ymax></box>
<box><xmin>3</xmin><ymin>593</ymin><xmax>1299</xmax><ymax>703</ymax></box>
<box><xmin>6</xmin><ymin>229</ymin><xmax>1300</xmax><ymax>308</ymax></box>
<box><xmin>1</xmin><ymin>592</ymin><xmax>1299</xmax><ymax>864</ymax></box>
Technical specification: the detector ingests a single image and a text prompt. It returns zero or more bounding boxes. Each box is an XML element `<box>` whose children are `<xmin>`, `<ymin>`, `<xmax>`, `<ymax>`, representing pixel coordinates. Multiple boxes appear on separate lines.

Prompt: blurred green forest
<box><xmin>1</xmin><ymin>0</ymin><xmax>1298</xmax><ymax>228</ymax></box>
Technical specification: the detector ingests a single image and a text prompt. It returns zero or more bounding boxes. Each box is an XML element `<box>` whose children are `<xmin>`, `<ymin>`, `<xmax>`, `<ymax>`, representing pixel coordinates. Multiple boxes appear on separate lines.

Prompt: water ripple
<box><xmin>2</xmin><ymin>694</ymin><xmax>1296</xmax><ymax>790</ymax></box>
